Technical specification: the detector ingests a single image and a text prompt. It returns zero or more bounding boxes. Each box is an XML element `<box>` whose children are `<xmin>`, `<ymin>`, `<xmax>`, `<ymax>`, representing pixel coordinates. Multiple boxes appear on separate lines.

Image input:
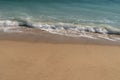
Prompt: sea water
<box><xmin>0</xmin><ymin>0</ymin><xmax>120</xmax><ymax>41</ymax></box>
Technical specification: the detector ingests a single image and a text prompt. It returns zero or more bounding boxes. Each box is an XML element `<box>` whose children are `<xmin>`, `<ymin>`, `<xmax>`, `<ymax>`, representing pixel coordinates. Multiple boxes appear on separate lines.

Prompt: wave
<box><xmin>0</xmin><ymin>19</ymin><xmax>120</xmax><ymax>41</ymax></box>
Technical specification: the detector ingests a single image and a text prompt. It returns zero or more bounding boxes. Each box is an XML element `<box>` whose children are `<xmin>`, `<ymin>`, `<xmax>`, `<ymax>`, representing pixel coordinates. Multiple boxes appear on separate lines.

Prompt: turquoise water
<box><xmin>0</xmin><ymin>0</ymin><xmax>120</xmax><ymax>25</ymax></box>
<box><xmin>0</xmin><ymin>0</ymin><xmax>120</xmax><ymax>40</ymax></box>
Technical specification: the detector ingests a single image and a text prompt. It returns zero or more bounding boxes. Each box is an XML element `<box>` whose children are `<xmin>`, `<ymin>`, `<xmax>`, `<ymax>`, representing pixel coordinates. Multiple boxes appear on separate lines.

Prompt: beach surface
<box><xmin>0</xmin><ymin>0</ymin><xmax>120</xmax><ymax>79</ymax></box>
<box><xmin>0</xmin><ymin>37</ymin><xmax>120</xmax><ymax>80</ymax></box>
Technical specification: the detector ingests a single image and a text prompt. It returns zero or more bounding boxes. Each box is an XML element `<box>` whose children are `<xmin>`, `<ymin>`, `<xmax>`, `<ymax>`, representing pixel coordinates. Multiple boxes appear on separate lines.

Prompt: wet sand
<box><xmin>0</xmin><ymin>39</ymin><xmax>120</xmax><ymax>80</ymax></box>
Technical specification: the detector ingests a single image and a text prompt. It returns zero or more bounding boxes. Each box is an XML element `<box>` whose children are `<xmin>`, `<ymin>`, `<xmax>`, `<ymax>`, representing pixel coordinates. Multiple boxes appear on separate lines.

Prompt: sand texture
<box><xmin>0</xmin><ymin>41</ymin><xmax>120</xmax><ymax>80</ymax></box>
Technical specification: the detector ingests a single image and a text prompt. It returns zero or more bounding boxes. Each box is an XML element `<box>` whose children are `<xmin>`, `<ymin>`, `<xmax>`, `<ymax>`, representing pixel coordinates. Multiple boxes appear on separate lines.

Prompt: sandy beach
<box><xmin>0</xmin><ymin>33</ymin><xmax>120</xmax><ymax>80</ymax></box>
<box><xmin>0</xmin><ymin>0</ymin><xmax>120</xmax><ymax>79</ymax></box>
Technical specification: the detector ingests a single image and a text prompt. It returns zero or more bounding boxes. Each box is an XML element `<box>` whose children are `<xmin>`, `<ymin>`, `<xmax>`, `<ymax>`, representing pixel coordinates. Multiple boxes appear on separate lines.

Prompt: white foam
<box><xmin>0</xmin><ymin>20</ymin><xmax>19</xmax><ymax>27</ymax></box>
<box><xmin>0</xmin><ymin>27</ymin><xmax>22</xmax><ymax>33</ymax></box>
<box><xmin>97</xmin><ymin>34</ymin><xmax>117</xmax><ymax>41</ymax></box>
<box><xmin>27</xmin><ymin>22</ymin><xmax>120</xmax><ymax>41</ymax></box>
<box><xmin>0</xmin><ymin>19</ymin><xmax>120</xmax><ymax>42</ymax></box>
<box><xmin>114</xmin><ymin>37</ymin><xmax>120</xmax><ymax>40</ymax></box>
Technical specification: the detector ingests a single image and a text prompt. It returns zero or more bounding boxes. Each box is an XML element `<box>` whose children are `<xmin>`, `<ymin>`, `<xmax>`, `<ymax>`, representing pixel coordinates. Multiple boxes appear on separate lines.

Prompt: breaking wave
<box><xmin>0</xmin><ymin>19</ymin><xmax>120</xmax><ymax>41</ymax></box>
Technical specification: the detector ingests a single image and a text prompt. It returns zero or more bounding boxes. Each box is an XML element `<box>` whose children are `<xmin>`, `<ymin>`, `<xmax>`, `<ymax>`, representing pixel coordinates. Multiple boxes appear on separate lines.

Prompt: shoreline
<box><xmin>0</xmin><ymin>30</ymin><xmax>120</xmax><ymax>46</ymax></box>
<box><xmin>0</xmin><ymin>30</ymin><xmax>120</xmax><ymax>80</ymax></box>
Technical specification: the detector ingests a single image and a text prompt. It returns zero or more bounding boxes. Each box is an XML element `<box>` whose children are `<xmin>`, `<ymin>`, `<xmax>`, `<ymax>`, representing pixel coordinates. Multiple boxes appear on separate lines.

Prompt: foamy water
<box><xmin>0</xmin><ymin>19</ymin><xmax>120</xmax><ymax>42</ymax></box>
<box><xmin>0</xmin><ymin>0</ymin><xmax>120</xmax><ymax>42</ymax></box>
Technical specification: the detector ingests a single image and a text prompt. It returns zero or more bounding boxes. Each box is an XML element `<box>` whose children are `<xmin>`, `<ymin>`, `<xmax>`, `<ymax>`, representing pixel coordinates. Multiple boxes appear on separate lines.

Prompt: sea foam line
<box><xmin>0</xmin><ymin>19</ymin><xmax>120</xmax><ymax>42</ymax></box>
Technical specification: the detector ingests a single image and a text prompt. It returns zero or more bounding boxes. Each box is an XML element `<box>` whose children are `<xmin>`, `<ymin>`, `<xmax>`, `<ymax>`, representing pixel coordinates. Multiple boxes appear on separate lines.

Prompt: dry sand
<box><xmin>0</xmin><ymin>40</ymin><xmax>120</xmax><ymax>80</ymax></box>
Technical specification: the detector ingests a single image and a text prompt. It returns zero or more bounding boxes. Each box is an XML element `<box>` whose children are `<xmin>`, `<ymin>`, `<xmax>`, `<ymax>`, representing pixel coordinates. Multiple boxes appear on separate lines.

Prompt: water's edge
<box><xmin>0</xmin><ymin>19</ymin><xmax>120</xmax><ymax>42</ymax></box>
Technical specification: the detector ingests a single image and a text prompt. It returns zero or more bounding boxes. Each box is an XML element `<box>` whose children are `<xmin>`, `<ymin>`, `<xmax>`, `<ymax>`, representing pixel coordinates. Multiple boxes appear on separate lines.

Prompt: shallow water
<box><xmin>0</xmin><ymin>0</ymin><xmax>120</xmax><ymax>41</ymax></box>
